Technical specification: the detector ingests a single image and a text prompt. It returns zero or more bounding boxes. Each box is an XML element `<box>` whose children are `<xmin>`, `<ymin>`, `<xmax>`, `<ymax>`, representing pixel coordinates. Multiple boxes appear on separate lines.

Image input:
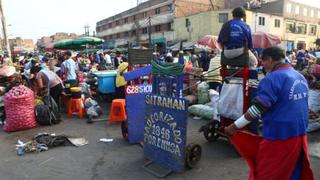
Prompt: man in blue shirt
<box><xmin>218</xmin><ymin>7</ymin><xmax>257</xmax><ymax>67</ymax></box>
<box><xmin>63</xmin><ymin>51</ymin><xmax>77</xmax><ymax>88</ymax></box>
<box><xmin>225</xmin><ymin>47</ymin><xmax>314</xmax><ymax>180</ymax></box>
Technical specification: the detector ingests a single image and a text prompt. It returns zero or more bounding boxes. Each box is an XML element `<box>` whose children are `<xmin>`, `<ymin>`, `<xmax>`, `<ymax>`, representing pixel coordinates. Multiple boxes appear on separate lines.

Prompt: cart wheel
<box><xmin>185</xmin><ymin>143</ymin><xmax>202</xmax><ymax>169</ymax></box>
<box><xmin>121</xmin><ymin>121</ymin><xmax>128</xmax><ymax>141</ymax></box>
<box><xmin>203</xmin><ymin>120</ymin><xmax>220</xmax><ymax>142</ymax></box>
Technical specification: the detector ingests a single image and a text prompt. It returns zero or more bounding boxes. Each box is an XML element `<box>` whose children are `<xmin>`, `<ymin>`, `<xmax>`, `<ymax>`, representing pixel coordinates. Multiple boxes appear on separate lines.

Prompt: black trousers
<box><xmin>115</xmin><ymin>86</ymin><xmax>126</xmax><ymax>99</ymax></box>
<box><xmin>50</xmin><ymin>83</ymin><xmax>63</xmax><ymax>109</ymax></box>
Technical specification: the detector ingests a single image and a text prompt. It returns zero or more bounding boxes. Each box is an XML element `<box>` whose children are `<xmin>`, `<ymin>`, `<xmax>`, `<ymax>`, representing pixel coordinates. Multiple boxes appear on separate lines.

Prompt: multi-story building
<box><xmin>9</xmin><ymin>37</ymin><xmax>36</xmax><ymax>52</ymax></box>
<box><xmin>96</xmin><ymin>0</ymin><xmax>224</xmax><ymax>51</ymax></box>
<box><xmin>225</xmin><ymin>0</ymin><xmax>320</xmax><ymax>50</ymax></box>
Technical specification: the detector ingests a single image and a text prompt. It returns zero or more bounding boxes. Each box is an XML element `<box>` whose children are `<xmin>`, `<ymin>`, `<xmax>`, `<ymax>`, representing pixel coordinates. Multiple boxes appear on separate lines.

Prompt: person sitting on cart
<box><xmin>218</xmin><ymin>7</ymin><xmax>257</xmax><ymax>67</ymax></box>
<box><xmin>225</xmin><ymin>46</ymin><xmax>314</xmax><ymax>180</ymax></box>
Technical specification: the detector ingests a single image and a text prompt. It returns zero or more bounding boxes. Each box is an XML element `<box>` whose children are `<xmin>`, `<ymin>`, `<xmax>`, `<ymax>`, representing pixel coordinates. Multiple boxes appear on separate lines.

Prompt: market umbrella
<box><xmin>253</xmin><ymin>31</ymin><xmax>281</xmax><ymax>49</ymax></box>
<box><xmin>72</xmin><ymin>37</ymin><xmax>104</xmax><ymax>46</ymax></box>
<box><xmin>197</xmin><ymin>35</ymin><xmax>220</xmax><ymax>49</ymax></box>
<box><xmin>53</xmin><ymin>39</ymin><xmax>86</xmax><ymax>50</ymax></box>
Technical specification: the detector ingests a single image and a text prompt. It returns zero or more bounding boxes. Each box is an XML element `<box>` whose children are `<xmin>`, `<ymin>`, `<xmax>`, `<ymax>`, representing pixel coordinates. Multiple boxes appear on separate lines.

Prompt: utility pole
<box><xmin>0</xmin><ymin>0</ymin><xmax>11</xmax><ymax>60</ymax></box>
<box><xmin>148</xmin><ymin>17</ymin><xmax>152</xmax><ymax>48</ymax></box>
<box><xmin>84</xmin><ymin>24</ymin><xmax>90</xmax><ymax>36</ymax></box>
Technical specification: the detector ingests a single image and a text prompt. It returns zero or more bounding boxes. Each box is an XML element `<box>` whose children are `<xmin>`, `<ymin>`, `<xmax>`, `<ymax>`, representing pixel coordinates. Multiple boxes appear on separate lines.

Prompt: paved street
<box><xmin>0</xmin><ymin>107</ymin><xmax>319</xmax><ymax>180</ymax></box>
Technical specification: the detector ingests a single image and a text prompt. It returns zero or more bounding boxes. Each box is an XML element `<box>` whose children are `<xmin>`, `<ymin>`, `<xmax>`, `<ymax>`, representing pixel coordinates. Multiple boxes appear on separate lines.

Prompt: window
<box><xmin>124</xmin><ymin>31</ymin><xmax>129</xmax><ymax>37</ymax></box>
<box><xmin>286</xmin><ymin>3</ymin><xmax>292</xmax><ymax>13</ymax></box>
<box><xmin>286</xmin><ymin>21</ymin><xmax>295</xmax><ymax>33</ymax></box>
<box><xmin>155</xmin><ymin>8</ymin><xmax>161</xmax><ymax>14</ymax></box>
<box><xmin>295</xmin><ymin>6</ymin><xmax>299</xmax><ymax>15</ymax></box>
<box><xmin>133</xmin><ymin>15</ymin><xmax>136</xmax><ymax>20</ymax></box>
<box><xmin>109</xmin><ymin>35</ymin><xmax>113</xmax><ymax>39</ymax></box>
<box><xmin>155</xmin><ymin>25</ymin><xmax>161</xmax><ymax>32</ymax></box>
<box><xmin>309</xmin><ymin>25</ymin><xmax>317</xmax><ymax>36</ymax></box>
<box><xmin>116</xmin><ymin>33</ymin><xmax>120</xmax><ymax>38</ymax></box>
<box><xmin>304</xmin><ymin>8</ymin><xmax>308</xmax><ymax>16</ymax></box>
<box><xmin>143</xmin><ymin>12</ymin><xmax>147</xmax><ymax>18</ymax></box>
<box><xmin>116</xmin><ymin>20</ymin><xmax>119</xmax><ymax>25</ymax></box>
<box><xmin>218</xmin><ymin>13</ymin><xmax>228</xmax><ymax>23</ymax></box>
<box><xmin>296</xmin><ymin>23</ymin><xmax>307</xmax><ymax>34</ymax></box>
<box><xmin>185</xmin><ymin>18</ymin><xmax>191</xmax><ymax>27</ymax></box>
<box><xmin>311</xmin><ymin>10</ymin><xmax>314</xmax><ymax>17</ymax></box>
<box><xmin>142</xmin><ymin>27</ymin><xmax>148</xmax><ymax>34</ymax></box>
<box><xmin>131</xmin><ymin>30</ymin><xmax>136</xmax><ymax>36</ymax></box>
<box><xmin>167</xmin><ymin>22</ymin><xmax>172</xmax><ymax>31</ymax></box>
<box><xmin>124</xmin><ymin>18</ymin><xmax>128</xmax><ymax>24</ymax></box>
<box><xmin>258</xmin><ymin>16</ymin><xmax>265</xmax><ymax>26</ymax></box>
<box><xmin>108</xmin><ymin>23</ymin><xmax>112</xmax><ymax>28</ymax></box>
<box><xmin>274</xmin><ymin>19</ymin><xmax>281</xmax><ymax>28</ymax></box>
<box><xmin>168</xmin><ymin>4</ymin><xmax>173</xmax><ymax>11</ymax></box>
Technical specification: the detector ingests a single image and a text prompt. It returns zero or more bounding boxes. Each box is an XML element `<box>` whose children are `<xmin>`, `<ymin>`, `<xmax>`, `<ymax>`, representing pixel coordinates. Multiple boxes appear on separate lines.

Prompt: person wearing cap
<box><xmin>218</xmin><ymin>7</ymin><xmax>257</xmax><ymax>67</ymax></box>
<box><xmin>224</xmin><ymin>46</ymin><xmax>314</xmax><ymax>179</ymax></box>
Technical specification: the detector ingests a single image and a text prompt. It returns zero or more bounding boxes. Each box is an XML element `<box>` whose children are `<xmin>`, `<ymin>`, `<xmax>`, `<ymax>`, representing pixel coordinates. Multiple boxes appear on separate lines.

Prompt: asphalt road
<box><xmin>0</xmin><ymin>113</ymin><xmax>319</xmax><ymax>180</ymax></box>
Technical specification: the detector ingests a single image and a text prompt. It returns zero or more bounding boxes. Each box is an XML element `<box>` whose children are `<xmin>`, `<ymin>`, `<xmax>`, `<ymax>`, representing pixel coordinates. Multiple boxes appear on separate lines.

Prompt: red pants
<box><xmin>230</xmin><ymin>131</ymin><xmax>315</xmax><ymax>180</ymax></box>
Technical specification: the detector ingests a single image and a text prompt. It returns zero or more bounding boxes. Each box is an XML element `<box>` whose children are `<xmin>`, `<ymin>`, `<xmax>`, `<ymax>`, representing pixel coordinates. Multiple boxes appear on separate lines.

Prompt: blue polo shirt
<box><xmin>218</xmin><ymin>19</ymin><xmax>253</xmax><ymax>49</ymax></box>
<box><xmin>255</xmin><ymin>64</ymin><xmax>309</xmax><ymax>140</ymax></box>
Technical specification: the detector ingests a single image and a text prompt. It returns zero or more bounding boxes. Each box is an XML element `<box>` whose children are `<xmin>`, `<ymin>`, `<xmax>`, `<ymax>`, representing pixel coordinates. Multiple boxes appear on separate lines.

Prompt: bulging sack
<box><xmin>4</xmin><ymin>85</ymin><xmax>37</xmax><ymax>132</ymax></box>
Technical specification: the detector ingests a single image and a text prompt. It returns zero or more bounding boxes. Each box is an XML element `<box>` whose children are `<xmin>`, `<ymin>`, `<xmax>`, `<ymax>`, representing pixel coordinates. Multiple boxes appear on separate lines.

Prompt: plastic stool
<box><xmin>109</xmin><ymin>99</ymin><xmax>127</xmax><ymax>125</ymax></box>
<box><xmin>68</xmin><ymin>98</ymin><xmax>84</xmax><ymax>119</ymax></box>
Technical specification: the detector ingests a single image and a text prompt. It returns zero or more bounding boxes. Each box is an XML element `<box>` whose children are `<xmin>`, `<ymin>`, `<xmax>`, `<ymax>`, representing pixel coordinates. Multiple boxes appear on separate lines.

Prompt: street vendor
<box><xmin>218</xmin><ymin>7</ymin><xmax>257</xmax><ymax>67</ymax></box>
<box><xmin>115</xmin><ymin>56</ymin><xmax>128</xmax><ymax>99</ymax></box>
<box><xmin>225</xmin><ymin>46</ymin><xmax>314</xmax><ymax>179</ymax></box>
<box><xmin>62</xmin><ymin>51</ymin><xmax>78</xmax><ymax>88</ymax></box>
<box><xmin>31</xmin><ymin>64</ymin><xmax>64</xmax><ymax>108</ymax></box>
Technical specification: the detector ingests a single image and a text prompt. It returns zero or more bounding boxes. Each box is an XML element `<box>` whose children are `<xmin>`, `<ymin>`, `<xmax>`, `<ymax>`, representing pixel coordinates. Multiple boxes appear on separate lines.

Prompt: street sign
<box><xmin>128</xmin><ymin>49</ymin><xmax>153</xmax><ymax>65</ymax></box>
<box><xmin>144</xmin><ymin>94</ymin><xmax>188</xmax><ymax>172</ymax></box>
<box><xmin>125</xmin><ymin>84</ymin><xmax>152</xmax><ymax>144</ymax></box>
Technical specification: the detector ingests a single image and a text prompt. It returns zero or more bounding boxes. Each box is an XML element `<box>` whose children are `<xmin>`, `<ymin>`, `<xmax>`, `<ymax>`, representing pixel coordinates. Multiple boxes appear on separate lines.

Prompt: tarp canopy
<box><xmin>253</xmin><ymin>31</ymin><xmax>281</xmax><ymax>49</ymax></box>
<box><xmin>168</xmin><ymin>41</ymin><xmax>197</xmax><ymax>51</ymax></box>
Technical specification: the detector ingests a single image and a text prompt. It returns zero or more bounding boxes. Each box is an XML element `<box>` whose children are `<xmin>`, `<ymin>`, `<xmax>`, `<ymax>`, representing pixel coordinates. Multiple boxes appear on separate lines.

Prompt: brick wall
<box><xmin>175</xmin><ymin>0</ymin><xmax>224</xmax><ymax>18</ymax></box>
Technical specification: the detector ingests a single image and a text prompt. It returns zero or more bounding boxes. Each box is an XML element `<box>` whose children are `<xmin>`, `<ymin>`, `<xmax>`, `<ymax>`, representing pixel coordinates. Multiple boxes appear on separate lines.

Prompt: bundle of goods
<box><xmin>197</xmin><ymin>82</ymin><xmax>210</xmax><ymax>104</ymax></box>
<box><xmin>188</xmin><ymin>104</ymin><xmax>213</xmax><ymax>120</ymax></box>
<box><xmin>3</xmin><ymin>85</ymin><xmax>37</xmax><ymax>132</ymax></box>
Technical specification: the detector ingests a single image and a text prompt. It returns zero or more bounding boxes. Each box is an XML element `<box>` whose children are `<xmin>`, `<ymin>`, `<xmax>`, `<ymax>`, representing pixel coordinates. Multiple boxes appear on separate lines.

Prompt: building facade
<box><xmin>37</xmin><ymin>33</ymin><xmax>80</xmax><ymax>49</ymax></box>
<box><xmin>96</xmin><ymin>0</ymin><xmax>224</xmax><ymax>50</ymax></box>
<box><xmin>173</xmin><ymin>9</ymin><xmax>283</xmax><ymax>43</ymax></box>
<box><xmin>225</xmin><ymin>0</ymin><xmax>320</xmax><ymax>50</ymax></box>
<box><xmin>9</xmin><ymin>37</ymin><xmax>36</xmax><ymax>51</ymax></box>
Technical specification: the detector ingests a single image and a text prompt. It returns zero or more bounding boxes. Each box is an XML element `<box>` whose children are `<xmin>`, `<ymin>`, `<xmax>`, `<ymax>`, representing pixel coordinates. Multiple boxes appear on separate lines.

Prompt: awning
<box><xmin>152</xmin><ymin>37</ymin><xmax>166</xmax><ymax>44</ymax></box>
<box><xmin>168</xmin><ymin>41</ymin><xmax>197</xmax><ymax>50</ymax></box>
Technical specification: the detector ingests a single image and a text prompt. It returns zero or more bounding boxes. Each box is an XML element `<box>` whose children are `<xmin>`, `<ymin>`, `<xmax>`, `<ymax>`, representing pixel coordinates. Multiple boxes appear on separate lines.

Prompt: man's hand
<box><xmin>224</xmin><ymin>123</ymin><xmax>238</xmax><ymax>136</ymax></box>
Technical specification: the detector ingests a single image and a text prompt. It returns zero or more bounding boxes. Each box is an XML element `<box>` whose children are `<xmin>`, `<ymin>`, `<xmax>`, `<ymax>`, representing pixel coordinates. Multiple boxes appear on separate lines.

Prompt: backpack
<box><xmin>35</xmin><ymin>95</ymin><xmax>61</xmax><ymax>125</ymax></box>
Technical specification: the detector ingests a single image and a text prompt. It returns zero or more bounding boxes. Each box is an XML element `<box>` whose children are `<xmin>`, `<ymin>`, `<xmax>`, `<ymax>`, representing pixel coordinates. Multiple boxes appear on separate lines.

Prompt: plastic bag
<box><xmin>188</xmin><ymin>104</ymin><xmax>213</xmax><ymax>120</ymax></box>
<box><xmin>84</xmin><ymin>98</ymin><xmax>102</xmax><ymax>117</ymax></box>
<box><xmin>197</xmin><ymin>82</ymin><xmax>210</xmax><ymax>104</ymax></box>
<box><xmin>218</xmin><ymin>79</ymin><xmax>243</xmax><ymax>120</ymax></box>
<box><xmin>308</xmin><ymin>90</ymin><xmax>320</xmax><ymax>112</ymax></box>
<box><xmin>209</xmin><ymin>89</ymin><xmax>220</xmax><ymax>120</ymax></box>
